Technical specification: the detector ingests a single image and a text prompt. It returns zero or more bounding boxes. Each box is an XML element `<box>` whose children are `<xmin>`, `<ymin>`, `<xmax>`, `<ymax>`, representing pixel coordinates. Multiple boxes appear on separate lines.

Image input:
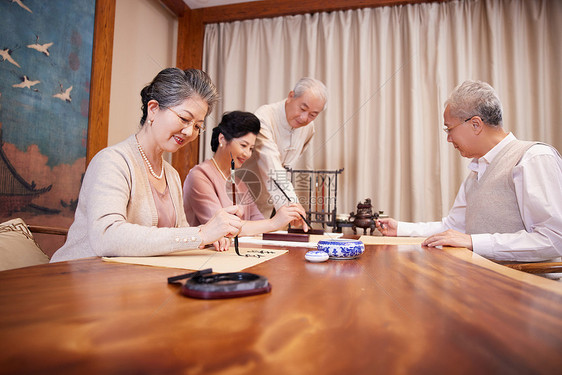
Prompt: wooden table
<box><xmin>1</xmin><ymin>242</ymin><xmax>562</xmax><ymax>374</ymax></box>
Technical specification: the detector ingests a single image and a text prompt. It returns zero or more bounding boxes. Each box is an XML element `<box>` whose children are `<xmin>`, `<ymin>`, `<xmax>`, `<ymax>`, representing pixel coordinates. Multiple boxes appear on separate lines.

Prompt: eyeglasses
<box><xmin>161</xmin><ymin>105</ymin><xmax>206</xmax><ymax>133</ymax></box>
<box><xmin>443</xmin><ymin>116</ymin><xmax>476</xmax><ymax>134</ymax></box>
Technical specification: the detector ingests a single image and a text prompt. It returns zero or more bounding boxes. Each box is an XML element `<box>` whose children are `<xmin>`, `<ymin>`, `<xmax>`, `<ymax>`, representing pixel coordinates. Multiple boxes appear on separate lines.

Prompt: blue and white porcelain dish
<box><xmin>317</xmin><ymin>239</ymin><xmax>365</xmax><ymax>259</ymax></box>
<box><xmin>305</xmin><ymin>250</ymin><xmax>330</xmax><ymax>263</ymax></box>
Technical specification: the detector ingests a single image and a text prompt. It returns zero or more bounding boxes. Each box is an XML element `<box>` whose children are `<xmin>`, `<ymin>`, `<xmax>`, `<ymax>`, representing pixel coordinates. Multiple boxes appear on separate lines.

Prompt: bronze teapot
<box><xmin>349</xmin><ymin>198</ymin><xmax>379</xmax><ymax>235</ymax></box>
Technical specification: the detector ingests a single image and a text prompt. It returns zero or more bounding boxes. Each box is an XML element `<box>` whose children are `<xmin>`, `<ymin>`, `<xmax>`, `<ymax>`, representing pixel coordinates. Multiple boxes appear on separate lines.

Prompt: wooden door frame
<box><xmin>87</xmin><ymin>0</ymin><xmax>115</xmax><ymax>165</ymax></box>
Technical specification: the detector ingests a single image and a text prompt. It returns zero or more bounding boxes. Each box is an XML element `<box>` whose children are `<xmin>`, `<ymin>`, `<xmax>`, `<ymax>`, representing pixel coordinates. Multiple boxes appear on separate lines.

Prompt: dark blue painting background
<box><xmin>0</xmin><ymin>0</ymin><xmax>95</xmax><ymax>167</ymax></box>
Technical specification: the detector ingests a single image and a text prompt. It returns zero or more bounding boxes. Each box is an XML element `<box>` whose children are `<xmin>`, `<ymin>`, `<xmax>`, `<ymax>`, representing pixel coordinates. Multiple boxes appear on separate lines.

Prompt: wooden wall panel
<box><xmin>173</xmin><ymin>8</ymin><xmax>206</xmax><ymax>183</ymax></box>
<box><xmin>87</xmin><ymin>0</ymin><xmax>116</xmax><ymax>165</ymax></box>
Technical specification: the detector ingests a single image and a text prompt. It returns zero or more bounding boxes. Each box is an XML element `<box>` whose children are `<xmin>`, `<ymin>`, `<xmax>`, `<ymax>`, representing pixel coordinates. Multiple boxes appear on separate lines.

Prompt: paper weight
<box><xmin>181</xmin><ymin>272</ymin><xmax>271</xmax><ymax>299</ymax></box>
<box><xmin>317</xmin><ymin>239</ymin><xmax>365</xmax><ymax>260</ymax></box>
<box><xmin>305</xmin><ymin>250</ymin><xmax>330</xmax><ymax>262</ymax></box>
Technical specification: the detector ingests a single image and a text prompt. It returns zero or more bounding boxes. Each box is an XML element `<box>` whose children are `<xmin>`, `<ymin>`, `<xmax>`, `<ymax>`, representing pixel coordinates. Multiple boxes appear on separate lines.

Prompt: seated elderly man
<box><xmin>377</xmin><ymin>80</ymin><xmax>562</xmax><ymax>262</ymax></box>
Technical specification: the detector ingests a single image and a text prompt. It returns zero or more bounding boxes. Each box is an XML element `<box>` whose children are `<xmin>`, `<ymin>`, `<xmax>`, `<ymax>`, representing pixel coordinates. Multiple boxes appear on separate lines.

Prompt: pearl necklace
<box><xmin>136</xmin><ymin>137</ymin><xmax>164</xmax><ymax>179</ymax></box>
<box><xmin>211</xmin><ymin>157</ymin><xmax>229</xmax><ymax>181</ymax></box>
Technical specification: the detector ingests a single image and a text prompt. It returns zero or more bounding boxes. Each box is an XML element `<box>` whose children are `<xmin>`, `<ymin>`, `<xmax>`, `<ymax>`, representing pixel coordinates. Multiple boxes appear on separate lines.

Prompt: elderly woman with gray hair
<box><xmin>52</xmin><ymin>68</ymin><xmax>242</xmax><ymax>262</ymax></box>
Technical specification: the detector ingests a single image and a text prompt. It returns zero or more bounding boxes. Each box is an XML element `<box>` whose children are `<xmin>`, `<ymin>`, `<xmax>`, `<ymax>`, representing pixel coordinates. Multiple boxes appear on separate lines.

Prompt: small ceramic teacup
<box><xmin>317</xmin><ymin>239</ymin><xmax>365</xmax><ymax>259</ymax></box>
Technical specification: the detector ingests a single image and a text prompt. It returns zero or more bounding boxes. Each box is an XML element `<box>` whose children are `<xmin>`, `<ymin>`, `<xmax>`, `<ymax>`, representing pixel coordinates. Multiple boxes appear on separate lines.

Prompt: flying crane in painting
<box><xmin>11</xmin><ymin>0</ymin><xmax>32</xmax><ymax>13</ymax></box>
<box><xmin>27</xmin><ymin>40</ymin><xmax>53</xmax><ymax>56</ymax></box>
<box><xmin>0</xmin><ymin>49</ymin><xmax>21</xmax><ymax>68</ymax></box>
<box><xmin>53</xmin><ymin>84</ymin><xmax>72</xmax><ymax>103</ymax></box>
<box><xmin>12</xmin><ymin>75</ymin><xmax>40</xmax><ymax>90</ymax></box>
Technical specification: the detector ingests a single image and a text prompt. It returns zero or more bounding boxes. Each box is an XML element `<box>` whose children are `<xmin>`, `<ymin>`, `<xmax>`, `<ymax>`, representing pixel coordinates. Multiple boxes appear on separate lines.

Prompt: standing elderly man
<box><xmin>377</xmin><ymin>80</ymin><xmax>562</xmax><ymax>262</ymax></box>
<box><xmin>244</xmin><ymin>77</ymin><xmax>328</xmax><ymax>218</ymax></box>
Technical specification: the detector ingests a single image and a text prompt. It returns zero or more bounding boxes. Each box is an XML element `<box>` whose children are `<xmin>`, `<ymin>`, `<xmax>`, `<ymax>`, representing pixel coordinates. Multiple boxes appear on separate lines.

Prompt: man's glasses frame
<box><xmin>443</xmin><ymin>115</ymin><xmax>477</xmax><ymax>134</ymax></box>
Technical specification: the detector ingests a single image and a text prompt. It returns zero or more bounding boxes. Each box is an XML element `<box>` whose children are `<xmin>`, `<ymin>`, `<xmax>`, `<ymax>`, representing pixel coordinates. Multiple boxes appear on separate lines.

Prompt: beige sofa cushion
<box><xmin>0</xmin><ymin>218</ymin><xmax>49</xmax><ymax>271</ymax></box>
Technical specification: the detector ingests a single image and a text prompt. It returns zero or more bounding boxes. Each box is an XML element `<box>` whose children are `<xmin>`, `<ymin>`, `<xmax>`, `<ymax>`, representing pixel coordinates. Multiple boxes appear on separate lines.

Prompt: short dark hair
<box><xmin>210</xmin><ymin>111</ymin><xmax>260</xmax><ymax>152</ymax></box>
<box><xmin>140</xmin><ymin>68</ymin><xmax>219</xmax><ymax>126</ymax></box>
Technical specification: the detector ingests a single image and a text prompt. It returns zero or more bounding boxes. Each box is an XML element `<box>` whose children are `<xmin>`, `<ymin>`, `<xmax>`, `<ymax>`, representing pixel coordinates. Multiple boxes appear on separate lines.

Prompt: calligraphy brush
<box><xmin>271</xmin><ymin>178</ymin><xmax>312</xmax><ymax>229</ymax></box>
<box><xmin>230</xmin><ymin>153</ymin><xmax>241</xmax><ymax>256</ymax></box>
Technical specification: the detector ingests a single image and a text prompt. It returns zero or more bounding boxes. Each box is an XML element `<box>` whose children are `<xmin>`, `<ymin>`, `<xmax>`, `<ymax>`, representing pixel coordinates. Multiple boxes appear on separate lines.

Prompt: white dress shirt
<box><xmin>398</xmin><ymin>133</ymin><xmax>562</xmax><ymax>261</ymax></box>
<box><xmin>245</xmin><ymin>99</ymin><xmax>315</xmax><ymax>216</ymax></box>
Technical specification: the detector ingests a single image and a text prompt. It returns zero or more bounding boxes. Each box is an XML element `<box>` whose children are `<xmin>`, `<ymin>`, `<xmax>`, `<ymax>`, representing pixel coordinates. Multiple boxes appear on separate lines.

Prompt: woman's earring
<box><xmin>148</xmin><ymin>119</ymin><xmax>153</xmax><ymax>126</ymax></box>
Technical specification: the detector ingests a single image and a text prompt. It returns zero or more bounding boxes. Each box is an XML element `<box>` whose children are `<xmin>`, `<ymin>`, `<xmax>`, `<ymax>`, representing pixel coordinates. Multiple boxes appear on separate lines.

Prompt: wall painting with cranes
<box><xmin>0</xmin><ymin>0</ymin><xmax>95</xmax><ymax>232</ymax></box>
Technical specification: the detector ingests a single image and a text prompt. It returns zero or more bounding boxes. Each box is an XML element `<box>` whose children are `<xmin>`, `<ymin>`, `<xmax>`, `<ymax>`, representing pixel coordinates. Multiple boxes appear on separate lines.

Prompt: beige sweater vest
<box><xmin>465</xmin><ymin>140</ymin><xmax>537</xmax><ymax>235</ymax></box>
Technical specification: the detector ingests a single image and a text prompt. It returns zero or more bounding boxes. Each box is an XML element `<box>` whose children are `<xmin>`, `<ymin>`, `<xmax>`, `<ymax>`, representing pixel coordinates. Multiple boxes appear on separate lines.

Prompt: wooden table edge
<box><xmin>443</xmin><ymin>247</ymin><xmax>562</xmax><ymax>295</ymax></box>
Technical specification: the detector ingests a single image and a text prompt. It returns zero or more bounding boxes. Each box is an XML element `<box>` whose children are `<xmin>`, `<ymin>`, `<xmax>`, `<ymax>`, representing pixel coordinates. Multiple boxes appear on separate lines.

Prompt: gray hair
<box><xmin>293</xmin><ymin>77</ymin><xmax>328</xmax><ymax>110</ymax></box>
<box><xmin>445</xmin><ymin>80</ymin><xmax>503</xmax><ymax>126</ymax></box>
<box><xmin>140</xmin><ymin>68</ymin><xmax>219</xmax><ymax>126</ymax></box>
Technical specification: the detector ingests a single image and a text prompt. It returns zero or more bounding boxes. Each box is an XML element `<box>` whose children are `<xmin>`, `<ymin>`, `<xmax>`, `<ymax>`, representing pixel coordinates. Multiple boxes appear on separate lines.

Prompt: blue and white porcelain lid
<box><xmin>305</xmin><ymin>250</ymin><xmax>330</xmax><ymax>262</ymax></box>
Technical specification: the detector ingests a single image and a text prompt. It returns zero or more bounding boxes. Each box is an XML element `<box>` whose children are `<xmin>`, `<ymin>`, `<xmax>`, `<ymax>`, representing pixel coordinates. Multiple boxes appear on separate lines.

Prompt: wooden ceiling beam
<box><xmin>160</xmin><ymin>0</ymin><xmax>189</xmax><ymax>17</ymax></box>
<box><xmin>197</xmin><ymin>0</ymin><xmax>447</xmax><ymax>24</ymax></box>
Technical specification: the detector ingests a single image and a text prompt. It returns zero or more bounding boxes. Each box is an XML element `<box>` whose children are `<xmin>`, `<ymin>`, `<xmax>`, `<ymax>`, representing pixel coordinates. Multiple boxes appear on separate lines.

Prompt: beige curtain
<box><xmin>201</xmin><ymin>0</ymin><xmax>562</xmax><ymax>223</ymax></box>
